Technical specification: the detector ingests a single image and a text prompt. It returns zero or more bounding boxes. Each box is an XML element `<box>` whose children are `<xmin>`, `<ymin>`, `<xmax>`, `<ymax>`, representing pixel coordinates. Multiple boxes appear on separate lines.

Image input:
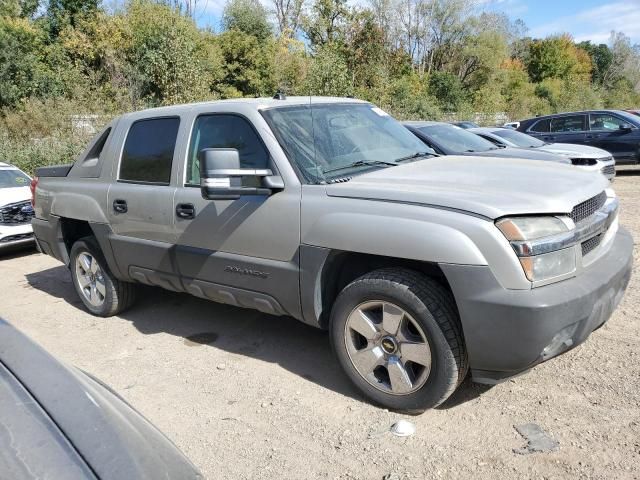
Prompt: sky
<box><xmin>190</xmin><ymin>0</ymin><xmax>640</xmax><ymax>45</ymax></box>
<box><xmin>484</xmin><ymin>0</ymin><xmax>640</xmax><ymax>44</ymax></box>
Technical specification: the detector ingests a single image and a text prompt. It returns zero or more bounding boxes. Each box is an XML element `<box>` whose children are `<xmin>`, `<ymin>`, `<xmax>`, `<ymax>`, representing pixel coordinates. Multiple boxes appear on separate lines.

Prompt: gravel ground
<box><xmin>2</xmin><ymin>169</ymin><xmax>640</xmax><ymax>480</ymax></box>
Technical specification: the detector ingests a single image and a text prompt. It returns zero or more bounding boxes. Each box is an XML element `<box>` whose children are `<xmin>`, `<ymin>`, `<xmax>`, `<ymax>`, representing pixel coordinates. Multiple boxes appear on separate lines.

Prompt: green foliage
<box><xmin>526</xmin><ymin>35</ymin><xmax>592</xmax><ymax>83</ymax></box>
<box><xmin>304</xmin><ymin>44</ymin><xmax>351</xmax><ymax>96</ymax></box>
<box><xmin>216</xmin><ymin>29</ymin><xmax>274</xmax><ymax>97</ymax></box>
<box><xmin>428</xmin><ymin>72</ymin><xmax>467</xmax><ymax>112</ymax></box>
<box><xmin>578</xmin><ymin>41</ymin><xmax>613</xmax><ymax>85</ymax></box>
<box><xmin>222</xmin><ymin>0</ymin><xmax>271</xmax><ymax>41</ymax></box>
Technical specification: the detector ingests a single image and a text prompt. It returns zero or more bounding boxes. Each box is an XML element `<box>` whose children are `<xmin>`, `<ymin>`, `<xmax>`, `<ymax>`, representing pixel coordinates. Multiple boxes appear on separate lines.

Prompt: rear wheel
<box><xmin>330</xmin><ymin>268</ymin><xmax>467</xmax><ymax>413</ymax></box>
<box><xmin>70</xmin><ymin>237</ymin><xmax>136</xmax><ymax>317</ymax></box>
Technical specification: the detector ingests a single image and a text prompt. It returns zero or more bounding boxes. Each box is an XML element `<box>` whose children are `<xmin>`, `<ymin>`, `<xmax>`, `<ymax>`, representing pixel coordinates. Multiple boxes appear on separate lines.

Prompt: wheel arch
<box><xmin>300</xmin><ymin>247</ymin><xmax>455</xmax><ymax>330</ymax></box>
<box><xmin>56</xmin><ymin>218</ymin><xmax>124</xmax><ymax>279</ymax></box>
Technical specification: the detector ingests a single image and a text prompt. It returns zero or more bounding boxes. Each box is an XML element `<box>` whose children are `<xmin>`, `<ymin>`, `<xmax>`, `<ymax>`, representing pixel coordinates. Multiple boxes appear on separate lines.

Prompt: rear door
<box><xmin>546</xmin><ymin>114</ymin><xmax>588</xmax><ymax>144</ymax></box>
<box><xmin>586</xmin><ymin>112</ymin><xmax>638</xmax><ymax>162</ymax></box>
<box><xmin>106</xmin><ymin>116</ymin><xmax>181</xmax><ymax>284</ymax></box>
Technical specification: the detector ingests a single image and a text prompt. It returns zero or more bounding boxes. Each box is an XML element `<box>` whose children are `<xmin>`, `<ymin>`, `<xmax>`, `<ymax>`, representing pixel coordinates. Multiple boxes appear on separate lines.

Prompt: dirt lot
<box><xmin>2</xmin><ymin>170</ymin><xmax>640</xmax><ymax>480</ymax></box>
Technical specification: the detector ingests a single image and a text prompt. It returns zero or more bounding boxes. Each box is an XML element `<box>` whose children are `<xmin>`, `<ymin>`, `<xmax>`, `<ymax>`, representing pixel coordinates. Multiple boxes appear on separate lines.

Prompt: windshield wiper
<box><xmin>395</xmin><ymin>151</ymin><xmax>437</xmax><ymax>162</ymax></box>
<box><xmin>323</xmin><ymin>160</ymin><xmax>398</xmax><ymax>175</ymax></box>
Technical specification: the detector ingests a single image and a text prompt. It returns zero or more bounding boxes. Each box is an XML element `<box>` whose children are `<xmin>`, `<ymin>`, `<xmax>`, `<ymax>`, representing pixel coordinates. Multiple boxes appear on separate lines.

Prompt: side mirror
<box><xmin>199</xmin><ymin>148</ymin><xmax>281</xmax><ymax>200</ymax></box>
<box><xmin>619</xmin><ymin>123</ymin><xmax>633</xmax><ymax>132</ymax></box>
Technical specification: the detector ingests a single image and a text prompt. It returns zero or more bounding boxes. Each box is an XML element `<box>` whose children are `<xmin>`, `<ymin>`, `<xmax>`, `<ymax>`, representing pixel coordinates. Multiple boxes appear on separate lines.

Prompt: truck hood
<box><xmin>0</xmin><ymin>186</ymin><xmax>30</xmax><ymax>207</ymax></box>
<box><xmin>539</xmin><ymin>143</ymin><xmax>612</xmax><ymax>159</ymax></box>
<box><xmin>325</xmin><ymin>156</ymin><xmax>608</xmax><ymax>219</ymax></box>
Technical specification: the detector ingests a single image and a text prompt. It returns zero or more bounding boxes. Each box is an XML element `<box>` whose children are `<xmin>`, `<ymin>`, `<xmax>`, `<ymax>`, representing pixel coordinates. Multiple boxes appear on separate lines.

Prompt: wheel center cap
<box><xmin>380</xmin><ymin>336</ymin><xmax>397</xmax><ymax>354</ymax></box>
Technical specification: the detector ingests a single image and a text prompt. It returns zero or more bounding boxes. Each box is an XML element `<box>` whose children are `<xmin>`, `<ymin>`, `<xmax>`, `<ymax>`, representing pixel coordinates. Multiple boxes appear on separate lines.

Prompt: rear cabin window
<box><xmin>550</xmin><ymin>115</ymin><xmax>586</xmax><ymax>133</ymax></box>
<box><xmin>529</xmin><ymin>118</ymin><xmax>550</xmax><ymax>133</ymax></box>
<box><xmin>120</xmin><ymin>117</ymin><xmax>180</xmax><ymax>184</ymax></box>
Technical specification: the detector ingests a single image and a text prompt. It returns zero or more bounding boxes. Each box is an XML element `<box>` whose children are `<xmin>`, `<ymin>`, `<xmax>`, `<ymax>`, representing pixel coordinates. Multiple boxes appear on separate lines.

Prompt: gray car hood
<box><xmin>326</xmin><ymin>156</ymin><xmax>608</xmax><ymax>219</ymax></box>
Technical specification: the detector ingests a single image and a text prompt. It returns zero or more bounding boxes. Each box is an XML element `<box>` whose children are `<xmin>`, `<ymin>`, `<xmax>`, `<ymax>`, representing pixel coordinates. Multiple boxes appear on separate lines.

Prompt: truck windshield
<box><xmin>492</xmin><ymin>129</ymin><xmax>546</xmax><ymax>148</ymax></box>
<box><xmin>0</xmin><ymin>169</ymin><xmax>30</xmax><ymax>188</ymax></box>
<box><xmin>263</xmin><ymin>103</ymin><xmax>434</xmax><ymax>183</ymax></box>
<box><xmin>416</xmin><ymin>124</ymin><xmax>498</xmax><ymax>153</ymax></box>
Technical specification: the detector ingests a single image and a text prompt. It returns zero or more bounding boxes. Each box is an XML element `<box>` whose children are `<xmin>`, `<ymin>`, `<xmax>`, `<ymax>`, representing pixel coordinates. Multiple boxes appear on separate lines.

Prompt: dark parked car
<box><xmin>517</xmin><ymin>110</ymin><xmax>640</xmax><ymax>165</ymax></box>
<box><xmin>404</xmin><ymin>121</ymin><xmax>570</xmax><ymax>163</ymax></box>
<box><xmin>0</xmin><ymin>318</ymin><xmax>203</xmax><ymax>480</ymax></box>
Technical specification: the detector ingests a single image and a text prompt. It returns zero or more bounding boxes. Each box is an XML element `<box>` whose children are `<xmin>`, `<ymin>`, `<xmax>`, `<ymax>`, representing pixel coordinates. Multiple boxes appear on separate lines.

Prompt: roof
<box><xmin>121</xmin><ymin>96</ymin><xmax>370</xmax><ymax>119</ymax></box>
<box><xmin>0</xmin><ymin>162</ymin><xmax>16</xmax><ymax>169</ymax></box>
<box><xmin>520</xmin><ymin>109</ymin><xmax>638</xmax><ymax>123</ymax></box>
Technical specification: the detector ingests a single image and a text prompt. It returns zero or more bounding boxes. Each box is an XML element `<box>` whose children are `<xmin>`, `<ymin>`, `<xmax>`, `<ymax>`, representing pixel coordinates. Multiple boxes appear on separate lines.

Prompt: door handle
<box><xmin>113</xmin><ymin>199</ymin><xmax>127</xmax><ymax>213</ymax></box>
<box><xmin>176</xmin><ymin>203</ymin><xmax>195</xmax><ymax>219</ymax></box>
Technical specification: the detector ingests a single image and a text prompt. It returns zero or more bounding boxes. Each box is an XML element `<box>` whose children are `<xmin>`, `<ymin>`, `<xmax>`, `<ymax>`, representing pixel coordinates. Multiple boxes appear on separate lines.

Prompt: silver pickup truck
<box><xmin>32</xmin><ymin>97</ymin><xmax>633</xmax><ymax>413</ymax></box>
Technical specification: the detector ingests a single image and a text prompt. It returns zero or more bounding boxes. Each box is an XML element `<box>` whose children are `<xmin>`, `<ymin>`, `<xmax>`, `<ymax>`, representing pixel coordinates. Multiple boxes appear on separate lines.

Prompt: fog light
<box><xmin>541</xmin><ymin>323</ymin><xmax>578</xmax><ymax>360</ymax></box>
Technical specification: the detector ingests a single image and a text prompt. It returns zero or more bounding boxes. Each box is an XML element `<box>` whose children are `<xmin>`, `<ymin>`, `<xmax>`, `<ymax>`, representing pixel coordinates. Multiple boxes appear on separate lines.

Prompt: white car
<box><xmin>0</xmin><ymin>162</ymin><xmax>35</xmax><ymax>252</ymax></box>
<box><xmin>471</xmin><ymin>127</ymin><xmax>616</xmax><ymax>180</ymax></box>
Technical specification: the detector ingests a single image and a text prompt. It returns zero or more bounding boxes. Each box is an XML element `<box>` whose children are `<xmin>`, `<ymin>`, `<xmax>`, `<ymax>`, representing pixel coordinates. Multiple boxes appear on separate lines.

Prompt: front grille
<box><xmin>570</xmin><ymin>191</ymin><xmax>607</xmax><ymax>224</ymax></box>
<box><xmin>0</xmin><ymin>232</ymin><xmax>33</xmax><ymax>243</ymax></box>
<box><xmin>581</xmin><ymin>234</ymin><xmax>603</xmax><ymax>256</ymax></box>
<box><xmin>601</xmin><ymin>164</ymin><xmax>616</xmax><ymax>176</ymax></box>
<box><xmin>0</xmin><ymin>200</ymin><xmax>34</xmax><ymax>225</ymax></box>
<box><xmin>571</xmin><ymin>158</ymin><xmax>597</xmax><ymax>166</ymax></box>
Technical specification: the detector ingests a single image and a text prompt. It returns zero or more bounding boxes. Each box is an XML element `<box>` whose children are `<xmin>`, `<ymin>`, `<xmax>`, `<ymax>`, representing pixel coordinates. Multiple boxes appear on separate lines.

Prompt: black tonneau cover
<box><xmin>35</xmin><ymin>164</ymin><xmax>73</xmax><ymax>177</ymax></box>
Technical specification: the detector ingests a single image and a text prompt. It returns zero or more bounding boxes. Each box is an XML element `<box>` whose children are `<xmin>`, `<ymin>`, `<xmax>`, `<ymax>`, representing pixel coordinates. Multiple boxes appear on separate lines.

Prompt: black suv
<box><xmin>517</xmin><ymin>110</ymin><xmax>640</xmax><ymax>165</ymax></box>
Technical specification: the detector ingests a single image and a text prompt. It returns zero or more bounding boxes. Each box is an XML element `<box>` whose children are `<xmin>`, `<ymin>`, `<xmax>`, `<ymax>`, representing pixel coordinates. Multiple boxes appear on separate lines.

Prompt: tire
<box><xmin>69</xmin><ymin>236</ymin><xmax>136</xmax><ymax>317</ymax></box>
<box><xmin>330</xmin><ymin>268</ymin><xmax>468</xmax><ymax>414</ymax></box>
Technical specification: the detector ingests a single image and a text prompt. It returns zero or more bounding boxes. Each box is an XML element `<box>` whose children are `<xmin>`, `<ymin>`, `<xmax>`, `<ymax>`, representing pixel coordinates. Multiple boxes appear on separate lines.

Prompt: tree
<box><xmin>578</xmin><ymin>41</ymin><xmax>613</xmax><ymax>85</ymax></box>
<box><xmin>428</xmin><ymin>71</ymin><xmax>465</xmax><ymax>111</ymax></box>
<box><xmin>47</xmin><ymin>0</ymin><xmax>99</xmax><ymax>36</ymax></box>
<box><xmin>216</xmin><ymin>29</ymin><xmax>275</xmax><ymax>97</ymax></box>
<box><xmin>271</xmin><ymin>0</ymin><xmax>304</xmax><ymax>37</ymax></box>
<box><xmin>303</xmin><ymin>0</ymin><xmax>350</xmax><ymax>49</ymax></box>
<box><xmin>0</xmin><ymin>0</ymin><xmax>40</xmax><ymax>18</ymax></box>
<box><xmin>304</xmin><ymin>44</ymin><xmax>351</xmax><ymax>95</ymax></box>
<box><xmin>526</xmin><ymin>35</ymin><xmax>591</xmax><ymax>83</ymax></box>
<box><xmin>222</xmin><ymin>0</ymin><xmax>272</xmax><ymax>41</ymax></box>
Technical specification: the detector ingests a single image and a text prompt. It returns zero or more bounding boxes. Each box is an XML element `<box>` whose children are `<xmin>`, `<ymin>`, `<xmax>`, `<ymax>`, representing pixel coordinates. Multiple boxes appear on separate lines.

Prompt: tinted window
<box><xmin>530</xmin><ymin>118</ymin><xmax>550</xmax><ymax>133</ymax></box>
<box><xmin>0</xmin><ymin>169</ymin><xmax>30</xmax><ymax>188</ymax></box>
<box><xmin>589</xmin><ymin>113</ymin><xmax>628</xmax><ymax>131</ymax></box>
<box><xmin>417</xmin><ymin>124</ymin><xmax>498</xmax><ymax>153</ymax></box>
<box><xmin>550</xmin><ymin>115</ymin><xmax>586</xmax><ymax>133</ymax></box>
<box><xmin>187</xmin><ymin>115</ymin><xmax>268</xmax><ymax>185</ymax></box>
<box><xmin>120</xmin><ymin>117</ymin><xmax>180</xmax><ymax>184</ymax></box>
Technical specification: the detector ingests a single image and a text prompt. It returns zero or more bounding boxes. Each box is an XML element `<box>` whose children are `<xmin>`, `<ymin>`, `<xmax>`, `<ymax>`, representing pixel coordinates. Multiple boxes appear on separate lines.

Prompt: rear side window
<box><xmin>529</xmin><ymin>119</ymin><xmax>550</xmax><ymax>133</ymax></box>
<box><xmin>550</xmin><ymin>115</ymin><xmax>586</xmax><ymax>133</ymax></box>
<box><xmin>120</xmin><ymin>117</ymin><xmax>180</xmax><ymax>184</ymax></box>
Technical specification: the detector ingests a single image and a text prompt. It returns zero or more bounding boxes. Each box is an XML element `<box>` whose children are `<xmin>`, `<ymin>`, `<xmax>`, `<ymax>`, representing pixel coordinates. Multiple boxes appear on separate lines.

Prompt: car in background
<box><xmin>470</xmin><ymin>127</ymin><xmax>616</xmax><ymax>181</ymax></box>
<box><xmin>0</xmin><ymin>317</ymin><xmax>203</xmax><ymax>480</ymax></box>
<box><xmin>450</xmin><ymin>121</ymin><xmax>479</xmax><ymax>129</ymax></box>
<box><xmin>404</xmin><ymin>121</ymin><xmax>571</xmax><ymax>164</ymax></box>
<box><xmin>626</xmin><ymin>109</ymin><xmax>640</xmax><ymax>117</ymax></box>
<box><xmin>0</xmin><ymin>162</ymin><xmax>35</xmax><ymax>252</ymax></box>
<box><xmin>503</xmin><ymin>121</ymin><xmax>520</xmax><ymax>129</ymax></box>
<box><xmin>517</xmin><ymin>110</ymin><xmax>640</xmax><ymax>165</ymax></box>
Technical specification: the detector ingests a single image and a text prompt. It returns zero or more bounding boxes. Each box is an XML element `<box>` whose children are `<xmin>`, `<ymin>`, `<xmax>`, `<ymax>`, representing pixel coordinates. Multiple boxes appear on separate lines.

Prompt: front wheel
<box><xmin>330</xmin><ymin>268</ymin><xmax>467</xmax><ymax>413</ymax></box>
<box><xmin>70</xmin><ymin>237</ymin><xmax>136</xmax><ymax>317</ymax></box>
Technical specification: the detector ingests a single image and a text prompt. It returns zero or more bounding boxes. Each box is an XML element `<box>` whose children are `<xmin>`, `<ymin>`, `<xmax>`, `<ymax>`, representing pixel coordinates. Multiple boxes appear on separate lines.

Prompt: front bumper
<box><xmin>0</xmin><ymin>223</ymin><xmax>34</xmax><ymax>250</ymax></box>
<box><xmin>441</xmin><ymin>227</ymin><xmax>633</xmax><ymax>384</ymax></box>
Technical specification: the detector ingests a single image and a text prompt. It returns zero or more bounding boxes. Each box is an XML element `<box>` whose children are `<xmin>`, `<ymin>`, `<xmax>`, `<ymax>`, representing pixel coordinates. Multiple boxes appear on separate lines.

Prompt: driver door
<box><xmin>173</xmin><ymin>113</ymin><xmax>301</xmax><ymax>317</ymax></box>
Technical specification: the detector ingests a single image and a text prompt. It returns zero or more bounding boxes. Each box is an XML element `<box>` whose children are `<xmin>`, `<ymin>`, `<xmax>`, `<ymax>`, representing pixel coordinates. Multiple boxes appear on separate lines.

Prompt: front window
<box><xmin>0</xmin><ymin>169</ymin><xmax>30</xmax><ymax>188</ymax></box>
<box><xmin>589</xmin><ymin>113</ymin><xmax>629</xmax><ymax>131</ymax></box>
<box><xmin>262</xmin><ymin>103</ymin><xmax>433</xmax><ymax>183</ymax></box>
<box><xmin>492</xmin><ymin>129</ymin><xmax>546</xmax><ymax>148</ymax></box>
<box><xmin>416</xmin><ymin>124</ymin><xmax>498</xmax><ymax>153</ymax></box>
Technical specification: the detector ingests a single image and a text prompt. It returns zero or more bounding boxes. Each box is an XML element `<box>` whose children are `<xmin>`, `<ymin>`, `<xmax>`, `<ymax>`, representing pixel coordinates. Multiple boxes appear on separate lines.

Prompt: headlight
<box><xmin>519</xmin><ymin>248</ymin><xmax>576</xmax><ymax>282</ymax></box>
<box><xmin>496</xmin><ymin>216</ymin><xmax>570</xmax><ymax>241</ymax></box>
<box><xmin>496</xmin><ymin>216</ymin><xmax>576</xmax><ymax>282</ymax></box>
